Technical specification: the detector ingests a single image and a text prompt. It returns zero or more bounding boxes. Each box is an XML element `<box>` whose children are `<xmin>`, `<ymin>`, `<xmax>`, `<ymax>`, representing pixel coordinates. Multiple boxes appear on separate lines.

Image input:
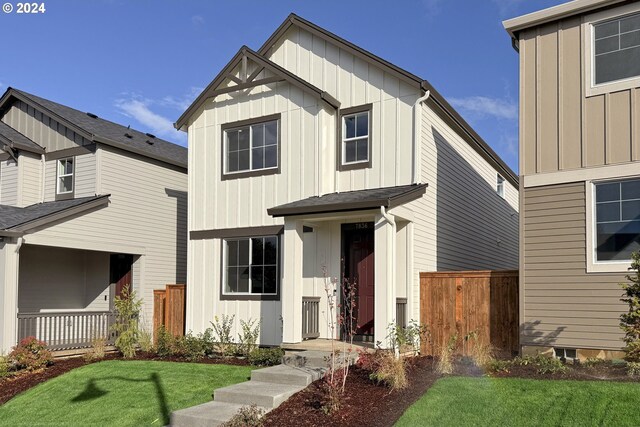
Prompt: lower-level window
<box><xmin>223</xmin><ymin>236</ymin><xmax>278</xmax><ymax>295</ymax></box>
<box><xmin>594</xmin><ymin>178</ymin><xmax>640</xmax><ymax>261</ymax></box>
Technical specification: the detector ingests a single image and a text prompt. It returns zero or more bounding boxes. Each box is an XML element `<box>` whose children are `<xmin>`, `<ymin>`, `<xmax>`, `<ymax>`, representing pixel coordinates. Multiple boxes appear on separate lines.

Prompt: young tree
<box><xmin>620</xmin><ymin>251</ymin><xmax>640</xmax><ymax>362</ymax></box>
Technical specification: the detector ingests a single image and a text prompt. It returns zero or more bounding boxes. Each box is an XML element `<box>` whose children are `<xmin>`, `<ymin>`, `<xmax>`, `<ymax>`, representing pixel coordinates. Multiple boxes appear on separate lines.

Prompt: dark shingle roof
<box><xmin>0</xmin><ymin>121</ymin><xmax>44</xmax><ymax>154</ymax></box>
<box><xmin>0</xmin><ymin>195</ymin><xmax>109</xmax><ymax>231</ymax></box>
<box><xmin>267</xmin><ymin>184</ymin><xmax>428</xmax><ymax>217</ymax></box>
<box><xmin>2</xmin><ymin>88</ymin><xmax>187</xmax><ymax>169</ymax></box>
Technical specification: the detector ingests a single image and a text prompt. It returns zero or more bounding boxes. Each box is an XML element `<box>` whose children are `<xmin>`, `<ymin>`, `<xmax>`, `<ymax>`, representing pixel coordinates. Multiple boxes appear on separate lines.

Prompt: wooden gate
<box><xmin>153</xmin><ymin>284</ymin><xmax>186</xmax><ymax>339</ymax></box>
<box><xmin>420</xmin><ymin>270</ymin><xmax>518</xmax><ymax>356</ymax></box>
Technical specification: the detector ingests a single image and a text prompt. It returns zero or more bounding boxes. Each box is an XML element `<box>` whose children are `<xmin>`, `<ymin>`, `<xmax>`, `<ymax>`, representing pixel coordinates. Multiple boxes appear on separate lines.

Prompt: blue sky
<box><xmin>0</xmin><ymin>0</ymin><xmax>566</xmax><ymax>173</ymax></box>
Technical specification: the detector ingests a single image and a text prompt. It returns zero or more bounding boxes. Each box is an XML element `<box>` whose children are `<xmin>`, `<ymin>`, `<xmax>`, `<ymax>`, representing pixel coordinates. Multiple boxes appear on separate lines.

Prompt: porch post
<box><xmin>0</xmin><ymin>239</ymin><xmax>20</xmax><ymax>353</ymax></box>
<box><xmin>374</xmin><ymin>212</ymin><xmax>397</xmax><ymax>348</ymax></box>
<box><xmin>282</xmin><ymin>219</ymin><xmax>304</xmax><ymax>344</ymax></box>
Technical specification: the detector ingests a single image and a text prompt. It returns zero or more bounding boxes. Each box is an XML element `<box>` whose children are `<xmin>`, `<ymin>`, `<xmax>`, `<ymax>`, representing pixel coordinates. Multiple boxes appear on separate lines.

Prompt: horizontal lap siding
<box><xmin>523</xmin><ymin>182</ymin><xmax>626</xmax><ymax>349</ymax></box>
<box><xmin>19</xmin><ymin>153</ymin><xmax>42</xmax><ymax>206</ymax></box>
<box><xmin>0</xmin><ymin>158</ymin><xmax>18</xmax><ymax>206</ymax></box>
<box><xmin>44</xmin><ymin>153</ymin><xmax>96</xmax><ymax>202</ymax></box>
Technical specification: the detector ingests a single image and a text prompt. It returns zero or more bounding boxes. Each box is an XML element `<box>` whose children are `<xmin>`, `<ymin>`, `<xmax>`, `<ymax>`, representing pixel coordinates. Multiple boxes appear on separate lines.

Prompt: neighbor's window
<box><xmin>497</xmin><ymin>174</ymin><xmax>505</xmax><ymax>199</ymax></box>
<box><xmin>594</xmin><ymin>178</ymin><xmax>640</xmax><ymax>261</ymax></box>
<box><xmin>224</xmin><ymin>236</ymin><xmax>278</xmax><ymax>295</ymax></box>
<box><xmin>593</xmin><ymin>13</ymin><xmax>640</xmax><ymax>85</ymax></box>
<box><xmin>342</xmin><ymin>110</ymin><xmax>370</xmax><ymax>165</ymax></box>
<box><xmin>57</xmin><ymin>158</ymin><xmax>74</xmax><ymax>195</ymax></box>
<box><xmin>224</xmin><ymin>119</ymin><xmax>278</xmax><ymax>175</ymax></box>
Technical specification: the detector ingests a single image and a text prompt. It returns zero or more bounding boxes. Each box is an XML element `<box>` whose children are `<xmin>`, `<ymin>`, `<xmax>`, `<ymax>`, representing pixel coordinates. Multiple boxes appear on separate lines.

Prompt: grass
<box><xmin>0</xmin><ymin>360</ymin><xmax>253</xmax><ymax>427</ymax></box>
<box><xmin>396</xmin><ymin>376</ymin><xmax>640</xmax><ymax>427</ymax></box>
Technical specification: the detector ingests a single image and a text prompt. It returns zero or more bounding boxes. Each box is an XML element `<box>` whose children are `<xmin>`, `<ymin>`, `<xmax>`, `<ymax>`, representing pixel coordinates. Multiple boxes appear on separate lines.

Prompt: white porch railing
<box><xmin>17</xmin><ymin>311</ymin><xmax>117</xmax><ymax>351</ymax></box>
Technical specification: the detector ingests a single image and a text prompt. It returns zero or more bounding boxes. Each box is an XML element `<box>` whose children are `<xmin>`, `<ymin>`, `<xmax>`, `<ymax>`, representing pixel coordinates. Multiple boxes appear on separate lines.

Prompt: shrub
<box><xmin>371</xmin><ymin>351</ymin><xmax>407</xmax><ymax>390</ymax></box>
<box><xmin>513</xmin><ymin>354</ymin><xmax>567</xmax><ymax>375</ymax></box>
<box><xmin>387</xmin><ymin>320</ymin><xmax>429</xmax><ymax>356</ymax></box>
<box><xmin>84</xmin><ymin>336</ymin><xmax>107</xmax><ymax>362</ymax></box>
<box><xmin>628</xmin><ymin>362</ymin><xmax>640</xmax><ymax>377</ymax></box>
<box><xmin>222</xmin><ymin>404</ymin><xmax>265</xmax><ymax>427</ymax></box>
<box><xmin>237</xmin><ymin>319</ymin><xmax>260</xmax><ymax>357</ymax></box>
<box><xmin>9</xmin><ymin>337</ymin><xmax>53</xmax><ymax>371</ymax></box>
<box><xmin>486</xmin><ymin>359</ymin><xmax>511</xmax><ymax>373</ymax></box>
<box><xmin>155</xmin><ymin>325</ymin><xmax>174</xmax><ymax>357</ymax></box>
<box><xmin>174</xmin><ymin>333</ymin><xmax>207</xmax><ymax>361</ymax></box>
<box><xmin>583</xmin><ymin>357</ymin><xmax>605</xmax><ymax>368</ymax></box>
<box><xmin>111</xmin><ymin>284</ymin><xmax>142</xmax><ymax>358</ymax></box>
<box><xmin>435</xmin><ymin>334</ymin><xmax>457</xmax><ymax>375</ymax></box>
<box><xmin>248</xmin><ymin>347</ymin><xmax>284</xmax><ymax>366</ymax></box>
<box><xmin>211</xmin><ymin>315</ymin><xmax>236</xmax><ymax>356</ymax></box>
<box><xmin>138</xmin><ymin>323</ymin><xmax>154</xmax><ymax>353</ymax></box>
<box><xmin>0</xmin><ymin>354</ymin><xmax>8</xmax><ymax>378</ymax></box>
<box><xmin>620</xmin><ymin>251</ymin><xmax>640</xmax><ymax>362</ymax></box>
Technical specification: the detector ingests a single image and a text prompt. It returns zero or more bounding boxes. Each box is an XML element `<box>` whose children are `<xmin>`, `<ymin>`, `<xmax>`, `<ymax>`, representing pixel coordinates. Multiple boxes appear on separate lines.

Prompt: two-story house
<box><xmin>0</xmin><ymin>88</ymin><xmax>187</xmax><ymax>354</ymax></box>
<box><xmin>504</xmin><ymin>0</ymin><xmax>640</xmax><ymax>360</ymax></box>
<box><xmin>177</xmin><ymin>14</ymin><xmax>519</xmax><ymax>348</ymax></box>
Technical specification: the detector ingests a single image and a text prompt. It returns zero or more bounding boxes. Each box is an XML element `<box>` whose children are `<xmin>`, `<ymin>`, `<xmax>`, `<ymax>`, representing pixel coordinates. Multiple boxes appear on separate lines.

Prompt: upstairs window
<box><xmin>497</xmin><ymin>174</ymin><xmax>505</xmax><ymax>199</ymax></box>
<box><xmin>56</xmin><ymin>158</ymin><xmax>74</xmax><ymax>195</ymax></box>
<box><xmin>339</xmin><ymin>104</ymin><xmax>372</xmax><ymax>170</ymax></box>
<box><xmin>593</xmin><ymin>12</ymin><xmax>640</xmax><ymax>86</ymax></box>
<box><xmin>594</xmin><ymin>178</ymin><xmax>640</xmax><ymax>261</ymax></box>
<box><xmin>222</xmin><ymin>115</ymin><xmax>279</xmax><ymax>178</ymax></box>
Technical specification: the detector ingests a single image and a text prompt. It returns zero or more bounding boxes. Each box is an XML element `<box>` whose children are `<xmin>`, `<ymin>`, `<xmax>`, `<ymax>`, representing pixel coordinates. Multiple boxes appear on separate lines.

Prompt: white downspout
<box><xmin>379</xmin><ymin>206</ymin><xmax>397</xmax><ymax>353</ymax></box>
<box><xmin>40</xmin><ymin>154</ymin><xmax>45</xmax><ymax>203</ymax></box>
<box><xmin>412</xmin><ymin>90</ymin><xmax>431</xmax><ymax>184</ymax></box>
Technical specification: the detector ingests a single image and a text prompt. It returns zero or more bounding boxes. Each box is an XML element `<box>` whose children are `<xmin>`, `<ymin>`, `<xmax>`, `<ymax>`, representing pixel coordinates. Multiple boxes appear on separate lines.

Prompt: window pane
<box><xmin>356</xmin><ymin>138</ymin><xmax>368</xmax><ymax>162</ymax></box>
<box><xmin>264</xmin><ymin>236</ymin><xmax>277</xmax><ymax>265</ymax></box>
<box><xmin>252</xmin><ymin>237</ymin><xmax>264</xmax><ymax>265</ymax></box>
<box><xmin>65</xmin><ymin>159</ymin><xmax>74</xmax><ymax>175</ymax></box>
<box><xmin>252</xmin><ymin>147</ymin><xmax>264</xmax><ymax>170</ymax></box>
<box><xmin>227</xmin><ymin>131</ymin><xmax>239</xmax><ymax>152</ymax></box>
<box><xmin>621</xmin><ymin>14</ymin><xmax>640</xmax><ymax>33</ymax></box>
<box><xmin>621</xmin><ymin>30</ymin><xmax>640</xmax><ymax>49</ymax></box>
<box><xmin>622</xmin><ymin>200</ymin><xmax>640</xmax><ymax>221</ymax></box>
<box><xmin>597</xmin><ymin>221</ymin><xmax>640</xmax><ymax>260</ymax></box>
<box><xmin>356</xmin><ymin>113</ymin><xmax>368</xmax><ymax>137</ymax></box>
<box><xmin>226</xmin><ymin>267</ymin><xmax>238</xmax><ymax>293</ymax></box>
<box><xmin>265</xmin><ymin>121</ymin><xmax>278</xmax><ymax>146</ymax></box>
<box><xmin>596</xmin><ymin>182</ymin><xmax>620</xmax><ymax>202</ymax></box>
<box><xmin>238</xmin><ymin>149</ymin><xmax>250</xmax><ymax>171</ymax></box>
<box><xmin>622</xmin><ymin>180</ymin><xmax>640</xmax><ymax>200</ymax></box>
<box><xmin>238</xmin><ymin>128</ymin><xmax>250</xmax><ymax>150</ymax></box>
<box><xmin>264</xmin><ymin>145</ymin><xmax>277</xmax><ymax>168</ymax></box>
<box><xmin>595</xmin><ymin>20</ymin><xmax>619</xmax><ymax>39</ymax></box>
<box><xmin>595</xmin><ymin>46</ymin><xmax>640</xmax><ymax>84</ymax></box>
<box><xmin>238</xmin><ymin>239</ymin><xmax>249</xmax><ymax>265</ymax></box>
<box><xmin>238</xmin><ymin>266</ymin><xmax>250</xmax><ymax>292</ymax></box>
<box><xmin>345</xmin><ymin>141</ymin><xmax>356</xmax><ymax>163</ymax></box>
<box><xmin>228</xmin><ymin>152</ymin><xmax>239</xmax><ymax>172</ymax></box>
<box><xmin>597</xmin><ymin>202</ymin><xmax>621</xmax><ymax>222</ymax></box>
<box><xmin>251</xmin><ymin>266</ymin><xmax>264</xmax><ymax>294</ymax></box>
<box><xmin>252</xmin><ymin>124</ymin><xmax>265</xmax><ymax>147</ymax></box>
<box><xmin>595</xmin><ymin>35</ymin><xmax>619</xmax><ymax>55</ymax></box>
<box><xmin>344</xmin><ymin>116</ymin><xmax>356</xmax><ymax>139</ymax></box>
<box><xmin>264</xmin><ymin>266</ymin><xmax>277</xmax><ymax>294</ymax></box>
<box><xmin>59</xmin><ymin>176</ymin><xmax>73</xmax><ymax>193</ymax></box>
<box><xmin>227</xmin><ymin>240</ymin><xmax>238</xmax><ymax>266</ymax></box>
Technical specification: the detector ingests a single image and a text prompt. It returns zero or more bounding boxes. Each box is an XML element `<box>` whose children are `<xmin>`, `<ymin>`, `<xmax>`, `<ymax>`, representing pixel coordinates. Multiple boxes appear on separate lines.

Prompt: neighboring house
<box><xmin>504</xmin><ymin>0</ymin><xmax>640</xmax><ymax>359</ymax></box>
<box><xmin>0</xmin><ymin>88</ymin><xmax>187</xmax><ymax>353</ymax></box>
<box><xmin>176</xmin><ymin>14</ymin><xmax>519</xmax><ymax>348</ymax></box>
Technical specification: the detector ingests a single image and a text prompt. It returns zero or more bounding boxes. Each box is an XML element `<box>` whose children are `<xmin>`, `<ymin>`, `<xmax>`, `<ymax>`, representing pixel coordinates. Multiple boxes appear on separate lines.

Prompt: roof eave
<box><xmin>93</xmin><ymin>137</ymin><xmax>187</xmax><ymax>170</ymax></box>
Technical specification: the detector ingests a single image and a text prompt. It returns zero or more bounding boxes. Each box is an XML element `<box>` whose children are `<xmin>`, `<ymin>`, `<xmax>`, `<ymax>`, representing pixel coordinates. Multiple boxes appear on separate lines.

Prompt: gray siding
<box><xmin>523</xmin><ymin>182</ymin><xmax>626</xmax><ymax>349</ymax></box>
<box><xmin>0</xmin><ymin>158</ymin><xmax>18</xmax><ymax>206</ymax></box>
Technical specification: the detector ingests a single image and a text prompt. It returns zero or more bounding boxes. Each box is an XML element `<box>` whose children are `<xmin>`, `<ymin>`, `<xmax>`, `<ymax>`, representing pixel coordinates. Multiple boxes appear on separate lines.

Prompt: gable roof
<box><xmin>0</xmin><ymin>88</ymin><xmax>187</xmax><ymax>169</ymax></box>
<box><xmin>177</xmin><ymin>13</ymin><xmax>518</xmax><ymax>187</ymax></box>
<box><xmin>0</xmin><ymin>195</ymin><xmax>110</xmax><ymax>236</ymax></box>
<box><xmin>0</xmin><ymin>121</ymin><xmax>44</xmax><ymax>155</ymax></box>
<box><xmin>267</xmin><ymin>184</ymin><xmax>428</xmax><ymax>217</ymax></box>
<box><xmin>174</xmin><ymin>46</ymin><xmax>340</xmax><ymax>131</ymax></box>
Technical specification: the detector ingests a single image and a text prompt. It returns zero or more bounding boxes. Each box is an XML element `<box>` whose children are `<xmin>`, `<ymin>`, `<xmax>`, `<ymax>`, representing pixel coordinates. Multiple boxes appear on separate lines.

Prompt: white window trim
<box><xmin>223</xmin><ymin>120</ymin><xmax>279</xmax><ymax>175</ymax></box>
<box><xmin>586</xmin><ymin>176</ymin><xmax>640</xmax><ymax>273</ymax></box>
<box><xmin>56</xmin><ymin>157</ymin><xmax>74</xmax><ymax>195</ymax></box>
<box><xmin>584</xmin><ymin>2</ymin><xmax>640</xmax><ymax>97</ymax></box>
<box><xmin>341</xmin><ymin>110</ymin><xmax>370</xmax><ymax>165</ymax></box>
<box><xmin>222</xmin><ymin>236</ymin><xmax>279</xmax><ymax>296</ymax></box>
<box><xmin>497</xmin><ymin>174</ymin><xmax>506</xmax><ymax>199</ymax></box>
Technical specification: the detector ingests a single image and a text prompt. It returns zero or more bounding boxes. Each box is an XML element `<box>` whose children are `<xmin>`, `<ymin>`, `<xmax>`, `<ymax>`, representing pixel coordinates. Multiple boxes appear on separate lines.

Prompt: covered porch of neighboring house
<box><xmin>268</xmin><ymin>184</ymin><xmax>427</xmax><ymax>348</ymax></box>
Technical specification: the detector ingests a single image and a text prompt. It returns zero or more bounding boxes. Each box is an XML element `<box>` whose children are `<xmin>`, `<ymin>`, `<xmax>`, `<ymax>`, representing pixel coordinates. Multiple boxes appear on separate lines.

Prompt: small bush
<box><xmin>111</xmin><ymin>285</ymin><xmax>142</xmax><ymax>358</ymax></box>
<box><xmin>486</xmin><ymin>359</ymin><xmax>511</xmax><ymax>373</ymax></box>
<box><xmin>211</xmin><ymin>315</ymin><xmax>236</xmax><ymax>356</ymax></box>
<box><xmin>387</xmin><ymin>321</ymin><xmax>429</xmax><ymax>356</ymax></box>
<box><xmin>620</xmin><ymin>251</ymin><xmax>640</xmax><ymax>362</ymax></box>
<box><xmin>627</xmin><ymin>361</ymin><xmax>640</xmax><ymax>377</ymax></box>
<box><xmin>84</xmin><ymin>336</ymin><xmax>107</xmax><ymax>362</ymax></box>
<box><xmin>435</xmin><ymin>335</ymin><xmax>457</xmax><ymax>375</ymax></box>
<box><xmin>0</xmin><ymin>355</ymin><xmax>8</xmax><ymax>378</ymax></box>
<box><xmin>513</xmin><ymin>354</ymin><xmax>567</xmax><ymax>375</ymax></box>
<box><xmin>155</xmin><ymin>325</ymin><xmax>174</xmax><ymax>357</ymax></box>
<box><xmin>248</xmin><ymin>347</ymin><xmax>284</xmax><ymax>366</ymax></box>
<box><xmin>237</xmin><ymin>319</ymin><xmax>260</xmax><ymax>357</ymax></box>
<box><xmin>174</xmin><ymin>333</ymin><xmax>207</xmax><ymax>361</ymax></box>
<box><xmin>371</xmin><ymin>351</ymin><xmax>407</xmax><ymax>390</ymax></box>
<box><xmin>222</xmin><ymin>404</ymin><xmax>264</xmax><ymax>427</ymax></box>
<box><xmin>138</xmin><ymin>325</ymin><xmax>154</xmax><ymax>353</ymax></box>
<box><xmin>582</xmin><ymin>357</ymin><xmax>605</xmax><ymax>368</ymax></box>
<box><xmin>9</xmin><ymin>337</ymin><xmax>53</xmax><ymax>371</ymax></box>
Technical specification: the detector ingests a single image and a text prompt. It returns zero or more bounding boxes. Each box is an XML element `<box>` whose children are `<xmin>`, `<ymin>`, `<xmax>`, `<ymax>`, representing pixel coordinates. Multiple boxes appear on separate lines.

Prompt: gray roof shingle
<box><xmin>0</xmin><ymin>121</ymin><xmax>44</xmax><ymax>154</ymax></box>
<box><xmin>267</xmin><ymin>184</ymin><xmax>428</xmax><ymax>217</ymax></box>
<box><xmin>3</xmin><ymin>88</ymin><xmax>187</xmax><ymax>168</ymax></box>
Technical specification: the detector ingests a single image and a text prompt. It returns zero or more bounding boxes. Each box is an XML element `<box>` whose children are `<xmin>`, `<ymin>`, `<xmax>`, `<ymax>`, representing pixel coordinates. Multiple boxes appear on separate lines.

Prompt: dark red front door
<box><xmin>110</xmin><ymin>254</ymin><xmax>134</xmax><ymax>299</ymax></box>
<box><xmin>342</xmin><ymin>223</ymin><xmax>375</xmax><ymax>339</ymax></box>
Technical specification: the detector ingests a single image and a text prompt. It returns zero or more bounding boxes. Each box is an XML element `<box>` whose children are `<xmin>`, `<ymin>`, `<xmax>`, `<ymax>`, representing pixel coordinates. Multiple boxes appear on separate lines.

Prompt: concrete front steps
<box><xmin>170</xmin><ymin>351</ymin><xmax>333</xmax><ymax>427</ymax></box>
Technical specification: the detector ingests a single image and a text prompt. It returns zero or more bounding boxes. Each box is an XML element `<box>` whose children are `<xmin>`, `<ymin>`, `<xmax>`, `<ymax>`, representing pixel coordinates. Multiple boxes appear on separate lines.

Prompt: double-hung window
<box><xmin>57</xmin><ymin>157</ymin><xmax>74</xmax><ymax>196</ymax></box>
<box><xmin>594</xmin><ymin>178</ymin><xmax>640</xmax><ymax>262</ymax></box>
<box><xmin>339</xmin><ymin>105</ymin><xmax>372</xmax><ymax>169</ymax></box>
<box><xmin>223</xmin><ymin>236</ymin><xmax>279</xmax><ymax>297</ymax></box>
<box><xmin>497</xmin><ymin>174</ymin><xmax>505</xmax><ymax>199</ymax></box>
<box><xmin>223</xmin><ymin>115</ymin><xmax>279</xmax><ymax>178</ymax></box>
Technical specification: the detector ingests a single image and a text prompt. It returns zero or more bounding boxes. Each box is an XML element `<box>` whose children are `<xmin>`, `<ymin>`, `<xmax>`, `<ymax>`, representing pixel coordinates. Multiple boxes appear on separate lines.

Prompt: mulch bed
<box><xmin>0</xmin><ymin>351</ymin><xmax>250</xmax><ymax>405</ymax></box>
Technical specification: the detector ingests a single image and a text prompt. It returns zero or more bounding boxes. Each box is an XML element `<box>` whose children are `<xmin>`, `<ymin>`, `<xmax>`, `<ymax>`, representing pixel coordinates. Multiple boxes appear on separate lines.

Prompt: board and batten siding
<box><xmin>523</xmin><ymin>182</ymin><xmax>625</xmax><ymax>349</ymax></box>
<box><xmin>0</xmin><ymin>158</ymin><xmax>18</xmax><ymax>206</ymax></box>
<box><xmin>1</xmin><ymin>100</ymin><xmax>91</xmax><ymax>152</ymax></box>
<box><xmin>520</xmin><ymin>18</ymin><xmax>640</xmax><ymax>175</ymax></box>
<box><xmin>25</xmin><ymin>146</ymin><xmax>187</xmax><ymax>324</ymax></box>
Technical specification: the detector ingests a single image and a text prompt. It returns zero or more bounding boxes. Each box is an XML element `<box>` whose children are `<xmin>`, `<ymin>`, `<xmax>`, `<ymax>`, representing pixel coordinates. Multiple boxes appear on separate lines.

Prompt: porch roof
<box><xmin>267</xmin><ymin>183</ymin><xmax>428</xmax><ymax>217</ymax></box>
<box><xmin>0</xmin><ymin>195</ymin><xmax>110</xmax><ymax>236</ymax></box>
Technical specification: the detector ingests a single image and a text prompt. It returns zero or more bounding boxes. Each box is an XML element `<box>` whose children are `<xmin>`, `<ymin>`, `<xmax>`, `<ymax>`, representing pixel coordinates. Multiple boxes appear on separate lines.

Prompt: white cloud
<box><xmin>114</xmin><ymin>96</ymin><xmax>186</xmax><ymax>145</ymax></box>
<box><xmin>449</xmin><ymin>96</ymin><xmax>518</xmax><ymax>121</ymax></box>
<box><xmin>191</xmin><ymin>15</ymin><xmax>205</xmax><ymax>27</ymax></box>
<box><xmin>160</xmin><ymin>86</ymin><xmax>202</xmax><ymax>111</ymax></box>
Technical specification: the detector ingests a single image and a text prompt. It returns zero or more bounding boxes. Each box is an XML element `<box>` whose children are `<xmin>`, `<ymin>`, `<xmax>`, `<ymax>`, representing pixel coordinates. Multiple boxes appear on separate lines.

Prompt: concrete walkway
<box><xmin>170</xmin><ymin>350</ymin><xmax>355</xmax><ymax>427</ymax></box>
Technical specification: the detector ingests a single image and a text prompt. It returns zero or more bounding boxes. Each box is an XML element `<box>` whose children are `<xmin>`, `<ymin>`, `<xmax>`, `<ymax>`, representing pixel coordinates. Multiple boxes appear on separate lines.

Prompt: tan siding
<box><xmin>608</xmin><ymin>91</ymin><xmax>632</xmax><ymax>164</ymax></box>
<box><xmin>522</xmin><ymin>182</ymin><xmax>626</xmax><ymax>349</ymax></box>
<box><xmin>0</xmin><ymin>158</ymin><xmax>18</xmax><ymax>206</ymax></box>
<box><xmin>521</xmin><ymin>30</ymin><xmax>538</xmax><ymax>174</ymax></box>
<box><xmin>559</xmin><ymin>18</ymin><xmax>582</xmax><ymax>170</ymax></box>
<box><xmin>19</xmin><ymin>153</ymin><xmax>42</xmax><ymax>206</ymax></box>
<box><xmin>43</xmin><ymin>153</ymin><xmax>95</xmax><ymax>202</ymax></box>
<box><xmin>538</xmin><ymin>23</ymin><xmax>559</xmax><ymax>173</ymax></box>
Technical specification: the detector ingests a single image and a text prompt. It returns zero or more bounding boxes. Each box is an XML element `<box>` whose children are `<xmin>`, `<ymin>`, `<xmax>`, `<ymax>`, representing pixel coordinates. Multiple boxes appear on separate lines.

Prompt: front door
<box><xmin>110</xmin><ymin>254</ymin><xmax>134</xmax><ymax>302</ymax></box>
<box><xmin>342</xmin><ymin>223</ymin><xmax>375</xmax><ymax>341</ymax></box>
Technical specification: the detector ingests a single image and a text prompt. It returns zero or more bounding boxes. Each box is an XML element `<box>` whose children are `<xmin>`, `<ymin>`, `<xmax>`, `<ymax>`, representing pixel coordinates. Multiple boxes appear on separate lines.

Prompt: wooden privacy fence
<box><xmin>153</xmin><ymin>284</ymin><xmax>186</xmax><ymax>339</ymax></box>
<box><xmin>420</xmin><ymin>270</ymin><xmax>518</xmax><ymax>356</ymax></box>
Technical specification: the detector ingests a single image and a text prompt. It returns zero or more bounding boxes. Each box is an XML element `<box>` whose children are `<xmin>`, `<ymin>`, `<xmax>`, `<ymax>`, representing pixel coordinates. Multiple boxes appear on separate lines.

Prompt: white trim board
<box><xmin>523</xmin><ymin>162</ymin><xmax>640</xmax><ymax>188</ymax></box>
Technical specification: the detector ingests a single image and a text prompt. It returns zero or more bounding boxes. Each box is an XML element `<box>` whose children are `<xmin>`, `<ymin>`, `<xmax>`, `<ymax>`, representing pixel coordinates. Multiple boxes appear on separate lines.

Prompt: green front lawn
<box><xmin>0</xmin><ymin>360</ymin><xmax>253</xmax><ymax>427</ymax></box>
<box><xmin>396</xmin><ymin>376</ymin><xmax>640</xmax><ymax>427</ymax></box>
